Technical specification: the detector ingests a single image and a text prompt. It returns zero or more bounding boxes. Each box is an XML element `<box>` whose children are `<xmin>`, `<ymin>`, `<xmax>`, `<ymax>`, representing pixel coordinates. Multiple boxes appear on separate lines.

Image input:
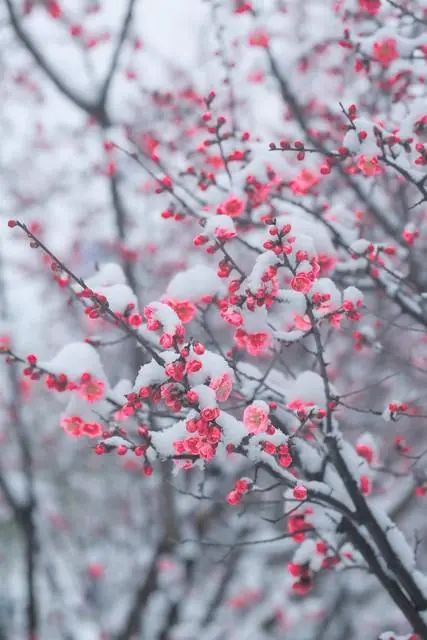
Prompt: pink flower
<box><xmin>193</xmin><ymin>342</ymin><xmax>205</xmax><ymax>355</ymax></box>
<box><xmin>234</xmin><ymin>328</ymin><xmax>247</xmax><ymax>350</ymax></box>
<box><xmin>165</xmin><ymin>361</ymin><xmax>185</xmax><ymax>381</ymax></box>
<box><xmin>186</xmin><ymin>359</ymin><xmax>202</xmax><ymax>374</ymax></box>
<box><xmin>317</xmin><ymin>253</ymin><xmax>337</xmax><ymax>274</ymax></box>
<box><xmin>0</xmin><ymin>335</ymin><xmax>10</xmax><ymax>352</ymax></box>
<box><xmin>356</xmin><ymin>443</ymin><xmax>374</xmax><ymax>464</ymax></box>
<box><xmin>294</xmin><ymin>314</ymin><xmax>312</xmax><ymax>331</ymax></box>
<box><xmin>218</xmin><ymin>196</ymin><xmax>245</xmax><ymax>218</ymax></box>
<box><xmin>78</xmin><ymin>375</ymin><xmax>105</xmax><ymax>403</ymax></box>
<box><xmin>234</xmin><ymin>1</ymin><xmax>252</xmax><ymax>14</ymax></box>
<box><xmin>372</xmin><ymin>38</ymin><xmax>399</xmax><ymax>66</ymax></box>
<box><xmin>206</xmin><ymin>155</ymin><xmax>223</xmax><ymax>169</ymax></box>
<box><xmin>61</xmin><ymin>415</ymin><xmax>83</xmax><ymax>437</ymax></box>
<box><xmin>279</xmin><ymin>453</ymin><xmax>293</xmax><ymax>468</ymax></box>
<box><xmin>290</xmin><ymin>169</ymin><xmax>319</xmax><ymax>195</ymax></box>
<box><xmin>227</xmin><ymin>589</ymin><xmax>261</xmax><ymax>609</ymax></box>
<box><xmin>402</xmin><ymin>229</ymin><xmax>419</xmax><ymax>246</ymax></box>
<box><xmin>357</xmin><ymin>154</ymin><xmax>383</xmax><ymax>176</ymax></box>
<box><xmin>214</xmin><ymin>226</ymin><xmax>237</xmax><ymax>241</ymax></box>
<box><xmin>227</xmin><ymin>490</ymin><xmax>241</xmax><ymax>505</ymax></box>
<box><xmin>82</xmin><ymin>422</ymin><xmax>103</xmax><ymax>438</ymax></box>
<box><xmin>143</xmin><ymin>304</ymin><xmax>155</xmax><ymax>320</ymax></box>
<box><xmin>328</xmin><ymin>313</ymin><xmax>343</xmax><ymax>328</ymax></box>
<box><xmin>243</xmin><ymin>402</ymin><xmax>269</xmax><ymax>433</ymax></box>
<box><xmin>87</xmin><ymin>563</ymin><xmax>104</xmax><ymax>579</ymax></box>
<box><xmin>200</xmin><ymin>407</ymin><xmax>220</xmax><ymax>422</ymax></box>
<box><xmin>287</xmin><ymin>399</ymin><xmax>316</xmax><ymax>420</ymax></box>
<box><xmin>233</xmin><ymin>329</ymin><xmax>271</xmax><ymax>356</ymax></box>
<box><xmin>293</xmin><ymin>485</ymin><xmax>307</xmax><ymax>501</ymax></box>
<box><xmin>291</xmin><ymin>273</ymin><xmax>313</xmax><ymax>293</ymax></box>
<box><xmin>199</xmin><ymin>442</ymin><xmax>216</xmax><ymax>460</ymax></box>
<box><xmin>159</xmin><ymin>333</ymin><xmax>174</xmax><ymax>348</ymax></box>
<box><xmin>292</xmin><ymin>578</ymin><xmax>313</xmax><ymax>595</ymax></box>
<box><xmin>128</xmin><ymin>313</ymin><xmax>142</xmax><ymax>327</ymax></box>
<box><xmin>47</xmin><ymin>1</ymin><xmax>61</xmax><ymax>19</ymax></box>
<box><xmin>222</xmin><ymin>309</ymin><xmax>243</xmax><ymax>327</ymax></box>
<box><xmin>165</xmin><ymin>298</ymin><xmax>197</xmax><ymax>323</ymax></box>
<box><xmin>210</xmin><ymin>372</ymin><xmax>233</xmax><ymax>402</ymax></box>
<box><xmin>358</xmin><ymin>0</ymin><xmax>381</xmax><ymax>14</ymax></box>
<box><xmin>235</xmin><ymin>479</ymin><xmax>250</xmax><ymax>493</ymax></box>
<box><xmin>248</xmin><ymin>29</ymin><xmax>269</xmax><ymax>48</ymax></box>
<box><xmin>359</xmin><ymin>475</ymin><xmax>371</xmax><ymax>495</ymax></box>
<box><xmin>246</xmin><ymin>332</ymin><xmax>271</xmax><ymax>356</ymax></box>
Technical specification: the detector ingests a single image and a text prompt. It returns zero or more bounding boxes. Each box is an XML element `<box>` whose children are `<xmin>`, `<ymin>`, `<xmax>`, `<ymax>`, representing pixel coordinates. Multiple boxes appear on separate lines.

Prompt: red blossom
<box><xmin>372</xmin><ymin>38</ymin><xmax>399</xmax><ymax>66</ymax></box>
<box><xmin>359</xmin><ymin>0</ymin><xmax>381</xmax><ymax>14</ymax></box>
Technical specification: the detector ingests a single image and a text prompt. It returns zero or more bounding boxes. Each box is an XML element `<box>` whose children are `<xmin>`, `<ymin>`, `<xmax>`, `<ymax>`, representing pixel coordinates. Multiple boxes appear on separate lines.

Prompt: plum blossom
<box><xmin>235</xmin><ymin>329</ymin><xmax>271</xmax><ymax>356</ymax></box>
<box><xmin>81</xmin><ymin>422</ymin><xmax>103</xmax><ymax>438</ymax></box>
<box><xmin>61</xmin><ymin>415</ymin><xmax>84</xmax><ymax>438</ymax></box>
<box><xmin>291</xmin><ymin>273</ymin><xmax>313</xmax><ymax>294</ymax></box>
<box><xmin>209</xmin><ymin>372</ymin><xmax>233</xmax><ymax>402</ymax></box>
<box><xmin>78</xmin><ymin>375</ymin><xmax>105</xmax><ymax>403</ymax></box>
<box><xmin>372</xmin><ymin>38</ymin><xmax>399</xmax><ymax>66</ymax></box>
<box><xmin>248</xmin><ymin>29</ymin><xmax>269</xmax><ymax>48</ymax></box>
<box><xmin>217</xmin><ymin>196</ymin><xmax>245</xmax><ymax>217</ymax></box>
<box><xmin>359</xmin><ymin>0</ymin><xmax>381</xmax><ymax>14</ymax></box>
<box><xmin>294</xmin><ymin>314</ymin><xmax>312</xmax><ymax>331</ymax></box>
<box><xmin>293</xmin><ymin>485</ymin><xmax>308</xmax><ymax>501</ymax></box>
<box><xmin>61</xmin><ymin>415</ymin><xmax>102</xmax><ymax>438</ymax></box>
<box><xmin>164</xmin><ymin>298</ymin><xmax>197</xmax><ymax>323</ymax></box>
<box><xmin>243</xmin><ymin>401</ymin><xmax>270</xmax><ymax>433</ymax></box>
<box><xmin>290</xmin><ymin>169</ymin><xmax>319</xmax><ymax>195</ymax></box>
<box><xmin>357</xmin><ymin>154</ymin><xmax>383</xmax><ymax>176</ymax></box>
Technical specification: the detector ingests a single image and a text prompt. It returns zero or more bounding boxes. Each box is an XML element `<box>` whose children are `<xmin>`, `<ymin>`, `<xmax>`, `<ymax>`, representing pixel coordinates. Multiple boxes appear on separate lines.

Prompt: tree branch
<box><xmin>98</xmin><ymin>0</ymin><xmax>138</xmax><ymax>110</ymax></box>
<box><xmin>3</xmin><ymin>0</ymin><xmax>110</xmax><ymax>125</ymax></box>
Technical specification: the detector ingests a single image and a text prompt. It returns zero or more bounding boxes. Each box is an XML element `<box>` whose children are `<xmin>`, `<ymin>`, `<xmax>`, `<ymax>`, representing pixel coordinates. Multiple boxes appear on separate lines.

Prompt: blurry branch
<box><xmin>4</xmin><ymin>0</ymin><xmax>138</xmax><ymax>128</ymax></box>
<box><xmin>8</xmin><ymin>221</ymin><xmax>164</xmax><ymax>365</ymax></box>
<box><xmin>0</xmin><ymin>249</ymin><xmax>38</xmax><ymax>639</ymax></box>
<box><xmin>157</xmin><ymin>489</ymin><xmax>239</xmax><ymax>639</ymax></box>
<box><xmin>3</xmin><ymin>0</ymin><xmax>110</xmax><ymax>126</ymax></box>
<box><xmin>340</xmin><ymin>517</ymin><xmax>426</xmax><ymax>635</ymax></box>
<box><xmin>98</xmin><ymin>0</ymin><xmax>138</xmax><ymax>110</ymax></box>
<box><xmin>202</xmin><ymin>550</ymin><xmax>239</xmax><ymax>625</ymax></box>
<box><xmin>329</xmin><ymin>436</ymin><xmax>427</xmax><ymax>620</ymax></box>
<box><xmin>3</xmin><ymin>0</ymin><xmax>141</xmax><ymax>297</ymax></box>
<box><xmin>109</xmin><ymin>173</ymin><xmax>138</xmax><ymax>296</ymax></box>
<box><xmin>315</xmin><ymin>581</ymin><xmax>353</xmax><ymax>640</ymax></box>
<box><xmin>115</xmin><ymin>539</ymin><xmax>170</xmax><ymax>640</ymax></box>
<box><xmin>386</xmin><ymin>0</ymin><xmax>427</xmax><ymax>25</ymax></box>
<box><xmin>159</xmin><ymin>464</ymin><xmax>179</xmax><ymax>546</ymax></box>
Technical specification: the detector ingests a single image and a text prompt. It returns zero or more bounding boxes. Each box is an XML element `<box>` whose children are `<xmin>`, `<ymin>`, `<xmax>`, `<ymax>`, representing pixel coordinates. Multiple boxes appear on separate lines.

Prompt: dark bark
<box><xmin>115</xmin><ymin>540</ymin><xmax>171</xmax><ymax>640</ymax></box>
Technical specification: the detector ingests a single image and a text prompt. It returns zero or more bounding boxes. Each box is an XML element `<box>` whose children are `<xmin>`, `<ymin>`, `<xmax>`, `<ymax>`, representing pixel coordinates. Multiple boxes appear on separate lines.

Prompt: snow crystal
<box><xmin>84</xmin><ymin>263</ymin><xmax>127</xmax><ymax>287</ymax></box>
<box><xmin>166</xmin><ymin>265</ymin><xmax>226</xmax><ymax>301</ymax></box>
<box><xmin>42</xmin><ymin>342</ymin><xmax>106</xmax><ymax>381</ymax></box>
